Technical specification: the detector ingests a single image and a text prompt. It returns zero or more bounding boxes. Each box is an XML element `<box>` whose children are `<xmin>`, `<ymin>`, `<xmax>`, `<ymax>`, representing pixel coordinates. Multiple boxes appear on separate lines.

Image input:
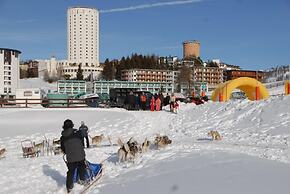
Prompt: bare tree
<box><xmin>178</xmin><ymin>65</ymin><xmax>193</xmax><ymax>95</ymax></box>
<box><xmin>43</xmin><ymin>70</ymin><xmax>49</xmax><ymax>82</ymax></box>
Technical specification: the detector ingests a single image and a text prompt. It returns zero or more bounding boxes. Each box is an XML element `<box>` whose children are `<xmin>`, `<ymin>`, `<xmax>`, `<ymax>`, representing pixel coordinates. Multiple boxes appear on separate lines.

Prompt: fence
<box><xmin>0</xmin><ymin>98</ymin><xmax>89</xmax><ymax>108</ymax></box>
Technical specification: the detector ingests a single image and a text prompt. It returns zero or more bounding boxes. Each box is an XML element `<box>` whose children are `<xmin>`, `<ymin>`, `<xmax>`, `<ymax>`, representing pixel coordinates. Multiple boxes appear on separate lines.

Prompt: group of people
<box><xmin>60</xmin><ymin>119</ymin><xmax>90</xmax><ymax>192</ymax></box>
<box><xmin>125</xmin><ymin>92</ymin><xmax>180</xmax><ymax>112</ymax></box>
<box><xmin>149</xmin><ymin>93</ymin><xmax>164</xmax><ymax>111</ymax></box>
<box><xmin>125</xmin><ymin>92</ymin><xmax>165</xmax><ymax>111</ymax></box>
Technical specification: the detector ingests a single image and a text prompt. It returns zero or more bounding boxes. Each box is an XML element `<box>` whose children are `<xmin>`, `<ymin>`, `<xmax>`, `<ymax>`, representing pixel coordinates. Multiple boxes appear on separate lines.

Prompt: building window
<box><xmin>24</xmin><ymin>91</ymin><xmax>33</xmax><ymax>96</ymax></box>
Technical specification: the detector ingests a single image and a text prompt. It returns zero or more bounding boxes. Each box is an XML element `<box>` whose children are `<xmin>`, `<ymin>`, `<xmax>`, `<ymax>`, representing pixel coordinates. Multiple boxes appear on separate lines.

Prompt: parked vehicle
<box><xmin>109</xmin><ymin>88</ymin><xmax>152</xmax><ymax>110</ymax></box>
<box><xmin>80</xmin><ymin>94</ymin><xmax>99</xmax><ymax>107</ymax></box>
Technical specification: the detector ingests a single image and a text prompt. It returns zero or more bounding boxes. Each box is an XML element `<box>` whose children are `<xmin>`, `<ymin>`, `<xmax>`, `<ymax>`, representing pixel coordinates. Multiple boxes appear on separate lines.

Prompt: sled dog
<box><xmin>117</xmin><ymin>143</ymin><xmax>135</xmax><ymax>162</ymax></box>
<box><xmin>52</xmin><ymin>138</ymin><xmax>61</xmax><ymax>146</ymax></box>
<box><xmin>117</xmin><ymin>137</ymin><xmax>140</xmax><ymax>162</ymax></box>
<box><xmin>208</xmin><ymin>130</ymin><xmax>222</xmax><ymax>140</ymax></box>
<box><xmin>141</xmin><ymin>138</ymin><xmax>150</xmax><ymax>153</ymax></box>
<box><xmin>90</xmin><ymin>134</ymin><xmax>104</xmax><ymax>146</ymax></box>
<box><xmin>0</xmin><ymin>148</ymin><xmax>6</xmax><ymax>158</ymax></box>
<box><xmin>155</xmin><ymin>134</ymin><xmax>172</xmax><ymax>148</ymax></box>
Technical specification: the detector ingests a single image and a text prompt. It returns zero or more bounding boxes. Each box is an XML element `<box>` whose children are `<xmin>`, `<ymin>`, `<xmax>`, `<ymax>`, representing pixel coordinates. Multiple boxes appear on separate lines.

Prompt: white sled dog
<box><xmin>208</xmin><ymin>130</ymin><xmax>222</xmax><ymax>140</ymax></box>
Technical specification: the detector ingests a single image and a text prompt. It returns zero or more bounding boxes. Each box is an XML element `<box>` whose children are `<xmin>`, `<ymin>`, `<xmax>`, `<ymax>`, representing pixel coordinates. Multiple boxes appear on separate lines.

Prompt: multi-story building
<box><xmin>158</xmin><ymin>56</ymin><xmax>179</xmax><ymax>68</ymax></box>
<box><xmin>38</xmin><ymin>58</ymin><xmax>102</xmax><ymax>80</ymax></box>
<box><xmin>224</xmin><ymin>70</ymin><xmax>265</xmax><ymax>82</ymax></box>
<box><xmin>121</xmin><ymin>69</ymin><xmax>179</xmax><ymax>83</ymax></box>
<box><xmin>66</xmin><ymin>7</ymin><xmax>101</xmax><ymax>79</ymax></box>
<box><xmin>57</xmin><ymin>80</ymin><xmax>86</xmax><ymax>96</ymax></box>
<box><xmin>182</xmin><ymin>59</ymin><xmax>223</xmax><ymax>90</ymax></box>
<box><xmin>93</xmin><ymin>80</ymin><xmax>174</xmax><ymax>94</ymax></box>
<box><xmin>192</xmin><ymin>64</ymin><xmax>223</xmax><ymax>87</ymax></box>
<box><xmin>37</xmin><ymin>57</ymin><xmax>59</xmax><ymax>78</ymax></box>
<box><xmin>0</xmin><ymin>48</ymin><xmax>21</xmax><ymax>98</ymax></box>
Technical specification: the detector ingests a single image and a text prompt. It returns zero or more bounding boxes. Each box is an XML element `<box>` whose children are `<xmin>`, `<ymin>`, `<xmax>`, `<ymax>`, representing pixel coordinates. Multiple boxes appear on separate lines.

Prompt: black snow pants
<box><xmin>66</xmin><ymin>160</ymin><xmax>86</xmax><ymax>191</ymax></box>
<box><xmin>82</xmin><ymin>136</ymin><xmax>90</xmax><ymax>148</ymax></box>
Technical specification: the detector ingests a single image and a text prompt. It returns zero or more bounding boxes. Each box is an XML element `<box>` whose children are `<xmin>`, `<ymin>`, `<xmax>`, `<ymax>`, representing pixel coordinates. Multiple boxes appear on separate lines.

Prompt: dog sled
<box><xmin>52</xmin><ymin>138</ymin><xmax>62</xmax><ymax>155</ymax></box>
<box><xmin>21</xmin><ymin>139</ymin><xmax>40</xmax><ymax>158</ymax></box>
<box><xmin>63</xmin><ymin>155</ymin><xmax>103</xmax><ymax>194</ymax></box>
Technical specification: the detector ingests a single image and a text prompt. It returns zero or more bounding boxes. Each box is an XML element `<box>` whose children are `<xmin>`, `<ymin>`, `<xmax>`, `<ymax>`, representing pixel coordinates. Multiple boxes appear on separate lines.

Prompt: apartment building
<box><xmin>93</xmin><ymin>80</ymin><xmax>174</xmax><ymax>94</ymax></box>
<box><xmin>0</xmin><ymin>48</ymin><xmax>21</xmax><ymax>98</ymax></box>
<box><xmin>57</xmin><ymin>80</ymin><xmax>86</xmax><ymax>96</ymax></box>
<box><xmin>66</xmin><ymin>7</ymin><xmax>102</xmax><ymax>79</ymax></box>
<box><xmin>193</xmin><ymin>65</ymin><xmax>223</xmax><ymax>86</ymax></box>
<box><xmin>224</xmin><ymin>70</ymin><xmax>265</xmax><ymax>82</ymax></box>
<box><xmin>121</xmin><ymin>69</ymin><xmax>179</xmax><ymax>83</ymax></box>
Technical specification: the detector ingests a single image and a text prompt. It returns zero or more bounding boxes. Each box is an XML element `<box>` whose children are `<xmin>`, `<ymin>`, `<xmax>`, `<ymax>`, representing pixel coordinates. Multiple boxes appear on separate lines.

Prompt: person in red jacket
<box><xmin>150</xmin><ymin>96</ymin><xmax>155</xmax><ymax>111</ymax></box>
<box><xmin>155</xmin><ymin>97</ymin><xmax>161</xmax><ymax>111</ymax></box>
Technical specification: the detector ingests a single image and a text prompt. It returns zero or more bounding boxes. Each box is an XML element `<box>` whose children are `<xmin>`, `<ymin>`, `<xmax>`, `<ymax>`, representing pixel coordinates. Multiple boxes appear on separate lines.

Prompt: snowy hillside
<box><xmin>19</xmin><ymin>78</ymin><xmax>57</xmax><ymax>93</ymax></box>
<box><xmin>0</xmin><ymin>96</ymin><xmax>290</xmax><ymax>194</ymax></box>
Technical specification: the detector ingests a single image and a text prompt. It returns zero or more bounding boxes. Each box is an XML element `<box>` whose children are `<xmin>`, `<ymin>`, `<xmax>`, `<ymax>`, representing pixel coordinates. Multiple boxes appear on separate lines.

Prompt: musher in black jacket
<box><xmin>79</xmin><ymin>121</ymin><xmax>90</xmax><ymax>148</ymax></box>
<box><xmin>60</xmin><ymin>119</ymin><xmax>86</xmax><ymax>193</ymax></box>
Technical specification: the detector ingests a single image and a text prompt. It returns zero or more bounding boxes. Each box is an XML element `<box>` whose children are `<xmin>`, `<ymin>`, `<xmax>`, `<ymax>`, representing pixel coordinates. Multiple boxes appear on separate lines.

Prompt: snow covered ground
<box><xmin>0</xmin><ymin>93</ymin><xmax>290</xmax><ymax>194</ymax></box>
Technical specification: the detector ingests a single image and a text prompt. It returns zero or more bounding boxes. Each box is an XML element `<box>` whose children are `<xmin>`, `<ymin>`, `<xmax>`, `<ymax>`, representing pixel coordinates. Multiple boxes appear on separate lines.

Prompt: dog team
<box><xmin>116</xmin><ymin>135</ymin><xmax>172</xmax><ymax>162</ymax></box>
<box><xmin>0</xmin><ymin>119</ymin><xmax>221</xmax><ymax>160</ymax></box>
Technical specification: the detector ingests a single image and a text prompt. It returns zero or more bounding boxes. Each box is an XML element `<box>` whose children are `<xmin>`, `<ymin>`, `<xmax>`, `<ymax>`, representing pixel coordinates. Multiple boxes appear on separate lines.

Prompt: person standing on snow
<box><xmin>140</xmin><ymin>92</ymin><xmax>147</xmax><ymax>110</ymax></box>
<box><xmin>135</xmin><ymin>93</ymin><xmax>140</xmax><ymax>110</ymax></box>
<box><xmin>169</xmin><ymin>93</ymin><xmax>176</xmax><ymax>112</ymax></box>
<box><xmin>61</xmin><ymin>119</ymin><xmax>86</xmax><ymax>193</ymax></box>
<box><xmin>79</xmin><ymin>121</ymin><xmax>90</xmax><ymax>148</ymax></box>
<box><xmin>164</xmin><ymin>93</ymin><xmax>170</xmax><ymax>106</ymax></box>
<box><xmin>150</xmin><ymin>96</ymin><xmax>155</xmax><ymax>111</ymax></box>
<box><xmin>155</xmin><ymin>97</ymin><xmax>161</xmax><ymax>111</ymax></box>
<box><xmin>158</xmin><ymin>92</ymin><xmax>164</xmax><ymax>110</ymax></box>
<box><xmin>128</xmin><ymin>91</ymin><xmax>136</xmax><ymax>110</ymax></box>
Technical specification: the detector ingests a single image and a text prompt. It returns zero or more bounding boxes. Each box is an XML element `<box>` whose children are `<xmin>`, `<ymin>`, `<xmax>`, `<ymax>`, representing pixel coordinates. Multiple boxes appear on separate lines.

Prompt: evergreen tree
<box><xmin>102</xmin><ymin>58</ymin><xmax>111</xmax><ymax>80</ymax></box>
<box><xmin>102</xmin><ymin>58</ymin><xmax>116</xmax><ymax>80</ymax></box>
<box><xmin>76</xmin><ymin>64</ymin><xmax>84</xmax><ymax>80</ymax></box>
<box><xmin>116</xmin><ymin>57</ymin><xmax>125</xmax><ymax>80</ymax></box>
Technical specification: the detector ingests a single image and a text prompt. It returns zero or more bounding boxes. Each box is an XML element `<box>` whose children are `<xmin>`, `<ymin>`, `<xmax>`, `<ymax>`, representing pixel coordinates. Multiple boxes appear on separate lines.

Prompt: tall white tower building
<box><xmin>65</xmin><ymin>7</ymin><xmax>102</xmax><ymax>79</ymax></box>
<box><xmin>0</xmin><ymin>48</ymin><xmax>21</xmax><ymax>98</ymax></box>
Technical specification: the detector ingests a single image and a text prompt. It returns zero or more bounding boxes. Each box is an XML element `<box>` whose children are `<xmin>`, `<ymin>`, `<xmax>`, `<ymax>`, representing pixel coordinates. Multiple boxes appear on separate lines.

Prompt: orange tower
<box><xmin>183</xmin><ymin>40</ymin><xmax>200</xmax><ymax>59</ymax></box>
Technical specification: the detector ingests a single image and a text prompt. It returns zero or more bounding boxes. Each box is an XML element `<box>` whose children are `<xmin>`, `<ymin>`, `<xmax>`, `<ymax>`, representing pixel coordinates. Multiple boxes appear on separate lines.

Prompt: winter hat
<box><xmin>63</xmin><ymin>119</ymin><xmax>74</xmax><ymax>129</ymax></box>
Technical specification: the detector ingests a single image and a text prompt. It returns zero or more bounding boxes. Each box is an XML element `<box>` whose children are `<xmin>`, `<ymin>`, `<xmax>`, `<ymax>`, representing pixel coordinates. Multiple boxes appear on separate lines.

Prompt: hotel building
<box><xmin>65</xmin><ymin>7</ymin><xmax>102</xmax><ymax>79</ymax></box>
<box><xmin>0</xmin><ymin>48</ymin><xmax>21</xmax><ymax>98</ymax></box>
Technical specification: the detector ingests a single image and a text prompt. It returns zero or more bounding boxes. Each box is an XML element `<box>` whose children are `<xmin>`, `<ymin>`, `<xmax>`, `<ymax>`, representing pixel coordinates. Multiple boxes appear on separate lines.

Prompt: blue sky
<box><xmin>0</xmin><ymin>0</ymin><xmax>289</xmax><ymax>70</ymax></box>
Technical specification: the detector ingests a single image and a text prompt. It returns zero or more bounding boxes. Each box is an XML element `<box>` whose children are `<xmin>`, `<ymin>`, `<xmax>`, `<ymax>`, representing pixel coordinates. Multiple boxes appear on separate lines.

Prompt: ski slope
<box><xmin>0</xmin><ymin>95</ymin><xmax>290</xmax><ymax>194</ymax></box>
